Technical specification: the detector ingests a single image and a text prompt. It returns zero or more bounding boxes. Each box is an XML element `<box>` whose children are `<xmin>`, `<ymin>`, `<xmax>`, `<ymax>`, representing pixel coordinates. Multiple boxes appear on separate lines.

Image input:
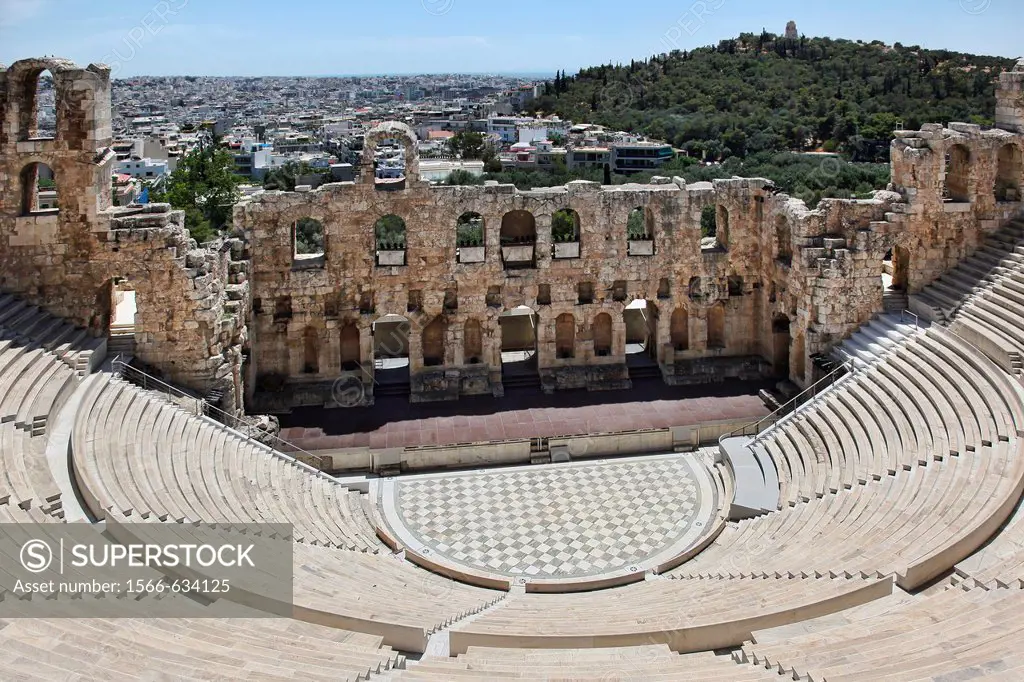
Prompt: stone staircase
<box><xmin>881</xmin><ymin>288</ymin><xmax>908</xmax><ymax>313</ymax></box>
<box><xmin>830</xmin><ymin>313</ymin><xmax>923</xmax><ymax>369</ymax></box>
<box><xmin>911</xmin><ymin>218</ymin><xmax>1024</xmax><ymax>323</ymax></box>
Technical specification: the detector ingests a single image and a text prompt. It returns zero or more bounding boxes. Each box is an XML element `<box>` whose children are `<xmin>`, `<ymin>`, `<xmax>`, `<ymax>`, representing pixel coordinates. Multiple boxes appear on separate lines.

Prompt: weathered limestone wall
<box><xmin>0</xmin><ymin>58</ymin><xmax>248</xmax><ymax>410</ymax></box>
<box><xmin>238</xmin><ymin>157</ymin><xmax>904</xmax><ymax>406</ymax></box>
<box><xmin>891</xmin><ymin>121</ymin><xmax>1024</xmax><ymax>292</ymax></box>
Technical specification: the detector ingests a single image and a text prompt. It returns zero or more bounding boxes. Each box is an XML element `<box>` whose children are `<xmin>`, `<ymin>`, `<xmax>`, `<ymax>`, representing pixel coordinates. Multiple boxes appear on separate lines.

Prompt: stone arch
<box><xmin>555</xmin><ymin>313</ymin><xmax>576</xmax><ymax>359</ymax></box>
<box><xmin>32</xmin><ymin>68</ymin><xmax>57</xmax><ymax>139</ymax></box>
<box><xmin>707</xmin><ymin>303</ymin><xmax>726</xmax><ymax>349</ymax></box>
<box><xmin>340</xmin><ymin>322</ymin><xmax>360</xmax><ymax>370</ymax></box>
<box><xmin>362</xmin><ymin>121</ymin><xmax>419</xmax><ymax>184</ymax></box>
<box><xmin>422</xmin><ymin>317</ymin><xmax>447</xmax><ymax>367</ymax></box>
<box><xmin>293</xmin><ymin>217</ymin><xmax>325</xmax><ymax>265</ymax></box>
<box><xmin>464</xmin><ymin>318</ymin><xmax>483</xmax><ymax>364</ymax></box>
<box><xmin>10</xmin><ymin>59</ymin><xmax>68</xmax><ymax>141</ymax></box>
<box><xmin>670</xmin><ymin>307</ymin><xmax>689</xmax><ymax>351</ymax></box>
<box><xmin>775</xmin><ymin>214</ymin><xmax>792</xmax><ymax>264</ymax></box>
<box><xmin>945</xmin><ymin>144</ymin><xmax>971</xmax><ymax>203</ymax></box>
<box><xmin>593</xmin><ymin>312</ymin><xmax>613</xmax><ymax>356</ymax></box>
<box><xmin>19</xmin><ymin>162</ymin><xmax>58</xmax><ymax>215</ymax></box>
<box><xmin>500</xmin><ymin>210</ymin><xmax>536</xmax><ymax>244</ymax></box>
<box><xmin>302</xmin><ymin>326</ymin><xmax>320</xmax><ymax>374</ymax></box>
<box><xmin>551</xmin><ymin>208</ymin><xmax>580</xmax><ymax>243</ymax></box>
<box><xmin>996</xmin><ymin>143</ymin><xmax>1022</xmax><ymax>202</ymax></box>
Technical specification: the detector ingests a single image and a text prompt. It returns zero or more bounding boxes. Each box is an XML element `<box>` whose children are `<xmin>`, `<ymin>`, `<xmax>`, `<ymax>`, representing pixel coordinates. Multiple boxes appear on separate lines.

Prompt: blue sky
<box><xmin>1</xmin><ymin>0</ymin><xmax>1020</xmax><ymax>76</ymax></box>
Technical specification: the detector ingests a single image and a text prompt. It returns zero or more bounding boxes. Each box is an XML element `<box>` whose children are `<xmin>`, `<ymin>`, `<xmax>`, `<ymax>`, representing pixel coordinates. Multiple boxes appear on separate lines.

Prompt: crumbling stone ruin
<box><xmin>2</xmin><ymin>56</ymin><xmax>1022</xmax><ymax>413</ymax></box>
<box><xmin>0</xmin><ymin>58</ymin><xmax>249</xmax><ymax>411</ymax></box>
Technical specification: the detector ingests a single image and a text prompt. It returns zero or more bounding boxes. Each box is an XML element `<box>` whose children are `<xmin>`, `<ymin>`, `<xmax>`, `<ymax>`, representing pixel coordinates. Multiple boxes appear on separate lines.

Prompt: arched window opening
<box><xmin>422</xmin><ymin>317</ymin><xmax>447</xmax><ymax>367</ymax></box>
<box><xmin>20</xmin><ymin>162</ymin><xmax>58</xmax><ymax>216</ymax></box>
<box><xmin>464</xmin><ymin>319</ymin><xmax>483</xmax><ymax>364</ymax></box>
<box><xmin>293</xmin><ymin>217</ymin><xmax>325</xmax><ymax>267</ymax></box>
<box><xmin>340</xmin><ymin>323</ymin><xmax>361</xmax><ymax>371</ymax></box>
<box><xmin>700</xmin><ymin>205</ymin><xmax>728</xmax><ymax>252</ymax></box>
<box><xmin>627</xmin><ymin>206</ymin><xmax>655</xmax><ymax>255</ymax></box>
<box><xmin>456</xmin><ymin>211</ymin><xmax>485</xmax><ymax>263</ymax></box>
<box><xmin>303</xmin><ymin>327</ymin><xmax>320</xmax><ymax>374</ymax></box>
<box><xmin>944</xmin><ymin>144</ymin><xmax>971</xmax><ymax>203</ymax></box>
<box><xmin>500</xmin><ymin>210</ymin><xmax>536</xmax><ymax>269</ymax></box>
<box><xmin>374</xmin><ymin>214</ymin><xmax>407</xmax><ymax>266</ymax></box>
<box><xmin>772</xmin><ymin>314</ymin><xmax>791</xmax><ymax>378</ymax></box>
<box><xmin>670</xmin><ymin>307</ymin><xmax>689</xmax><ymax>352</ymax></box>
<box><xmin>707</xmin><ymin>304</ymin><xmax>726</xmax><ymax>349</ymax></box>
<box><xmin>551</xmin><ymin>208</ymin><xmax>581</xmax><ymax>259</ymax></box>
<box><xmin>371</xmin><ymin>136</ymin><xmax>407</xmax><ymax>189</ymax></box>
<box><xmin>555</xmin><ymin>313</ymin><xmax>576</xmax><ymax>359</ymax></box>
<box><xmin>31</xmin><ymin>69</ymin><xmax>57</xmax><ymax>140</ymax></box>
<box><xmin>593</xmin><ymin>313</ymin><xmax>613</xmax><ymax>357</ymax></box>
<box><xmin>995</xmin><ymin>144</ymin><xmax>1022</xmax><ymax>203</ymax></box>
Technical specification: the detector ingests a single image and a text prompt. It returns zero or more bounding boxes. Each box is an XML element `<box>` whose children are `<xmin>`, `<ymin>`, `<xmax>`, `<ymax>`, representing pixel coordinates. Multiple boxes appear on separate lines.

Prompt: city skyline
<box><xmin>0</xmin><ymin>0</ymin><xmax>1019</xmax><ymax>78</ymax></box>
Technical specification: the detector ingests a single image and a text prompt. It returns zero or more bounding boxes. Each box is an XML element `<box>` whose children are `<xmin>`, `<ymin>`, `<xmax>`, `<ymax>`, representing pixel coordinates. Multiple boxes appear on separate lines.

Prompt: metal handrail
<box><xmin>109</xmin><ymin>356</ymin><xmax>331</xmax><ymax>479</ymax></box>
<box><xmin>719</xmin><ymin>357</ymin><xmax>855</xmax><ymax>445</ymax></box>
<box><xmin>901</xmin><ymin>308</ymin><xmax>922</xmax><ymax>330</ymax></box>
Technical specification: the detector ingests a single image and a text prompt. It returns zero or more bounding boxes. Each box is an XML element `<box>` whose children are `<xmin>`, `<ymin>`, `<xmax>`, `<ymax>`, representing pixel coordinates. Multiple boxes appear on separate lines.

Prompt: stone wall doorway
<box><xmin>373</xmin><ymin>314</ymin><xmax>411</xmax><ymax>395</ymax></box>
<box><xmin>499</xmin><ymin>306</ymin><xmax>539</xmax><ymax>386</ymax></box>
<box><xmin>772</xmin><ymin>314</ymin><xmax>791</xmax><ymax>378</ymax></box>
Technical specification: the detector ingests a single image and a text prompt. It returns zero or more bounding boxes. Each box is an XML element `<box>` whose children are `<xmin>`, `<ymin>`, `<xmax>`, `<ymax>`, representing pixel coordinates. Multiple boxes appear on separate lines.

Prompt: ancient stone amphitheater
<box><xmin>1</xmin><ymin>56</ymin><xmax>1024</xmax><ymax>680</ymax></box>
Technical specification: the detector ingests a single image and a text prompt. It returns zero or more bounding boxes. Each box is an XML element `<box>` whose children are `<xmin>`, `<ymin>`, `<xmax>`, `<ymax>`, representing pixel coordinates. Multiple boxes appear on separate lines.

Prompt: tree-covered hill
<box><xmin>528</xmin><ymin>32</ymin><xmax>1016</xmax><ymax>162</ymax></box>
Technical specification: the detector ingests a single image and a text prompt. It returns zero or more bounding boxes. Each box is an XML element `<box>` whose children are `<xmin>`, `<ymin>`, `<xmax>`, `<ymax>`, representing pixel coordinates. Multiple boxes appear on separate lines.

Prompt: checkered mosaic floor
<box><xmin>384</xmin><ymin>455</ymin><xmax>715</xmax><ymax>580</ymax></box>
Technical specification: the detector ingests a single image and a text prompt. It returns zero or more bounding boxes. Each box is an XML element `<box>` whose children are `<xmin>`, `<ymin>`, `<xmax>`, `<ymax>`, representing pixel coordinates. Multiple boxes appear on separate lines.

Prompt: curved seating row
<box><xmin>447</xmin><ymin>575</ymin><xmax>892</xmax><ymax>654</ymax></box>
<box><xmin>690</xmin><ymin>325</ymin><xmax>1024</xmax><ymax>590</ymax></box>
<box><xmin>740</xmin><ymin>585</ymin><xmax>1024</xmax><ymax>682</ymax></box>
<box><xmin>393</xmin><ymin>645</ymin><xmax>779</xmax><ymax>681</ymax></box>
<box><xmin>73</xmin><ymin>373</ymin><xmax>382</xmax><ymax>552</ymax></box>
<box><xmin>104</xmin><ymin>517</ymin><xmax>504</xmax><ymax>653</ymax></box>
<box><xmin>0</xmin><ymin>295</ymin><xmax>102</xmax><ymax>520</ymax></box>
<box><xmin>0</xmin><ymin>610</ymin><xmax>404</xmax><ymax>681</ymax></box>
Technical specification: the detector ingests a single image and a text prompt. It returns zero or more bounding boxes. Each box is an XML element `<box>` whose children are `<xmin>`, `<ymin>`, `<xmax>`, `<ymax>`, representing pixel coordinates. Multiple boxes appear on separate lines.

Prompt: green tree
<box><xmin>700</xmin><ymin>206</ymin><xmax>717</xmax><ymax>239</ymax></box>
<box><xmin>449</xmin><ymin>131</ymin><xmax>488</xmax><ymax>159</ymax></box>
<box><xmin>164</xmin><ymin>139</ymin><xmax>241</xmax><ymax>242</ymax></box>
<box><xmin>295</xmin><ymin>217</ymin><xmax>324</xmax><ymax>254</ymax></box>
<box><xmin>443</xmin><ymin>169</ymin><xmax>484</xmax><ymax>186</ymax></box>
<box><xmin>551</xmin><ymin>209</ymin><xmax>579</xmax><ymax>242</ymax></box>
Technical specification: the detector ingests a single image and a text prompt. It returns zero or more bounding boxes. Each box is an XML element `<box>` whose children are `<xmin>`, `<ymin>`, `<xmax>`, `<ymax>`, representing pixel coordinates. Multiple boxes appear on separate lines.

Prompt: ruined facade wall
<box><xmin>239</xmin><ymin>167</ymin><xmax>905</xmax><ymax>404</ymax></box>
<box><xmin>0</xmin><ymin>59</ymin><xmax>248</xmax><ymax>410</ymax></box>
<box><xmin>890</xmin><ymin>121</ymin><xmax>1024</xmax><ymax>292</ymax></box>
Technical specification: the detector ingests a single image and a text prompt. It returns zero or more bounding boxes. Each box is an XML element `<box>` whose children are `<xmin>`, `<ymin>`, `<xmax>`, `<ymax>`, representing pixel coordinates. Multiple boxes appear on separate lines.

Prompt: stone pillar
<box><xmin>408</xmin><ymin>322</ymin><xmax>424</xmax><ymax>373</ymax></box>
<box><xmin>997</xmin><ymin>60</ymin><xmax>1024</xmax><ymax>134</ymax></box>
<box><xmin>535</xmin><ymin>213</ymin><xmax>552</xmax><ymax>266</ymax></box>
<box><xmin>360</xmin><ymin>322</ymin><xmax>374</xmax><ymax>390</ymax></box>
<box><xmin>612</xmin><ymin>315</ymin><xmax>627</xmax><ymax>358</ymax></box>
